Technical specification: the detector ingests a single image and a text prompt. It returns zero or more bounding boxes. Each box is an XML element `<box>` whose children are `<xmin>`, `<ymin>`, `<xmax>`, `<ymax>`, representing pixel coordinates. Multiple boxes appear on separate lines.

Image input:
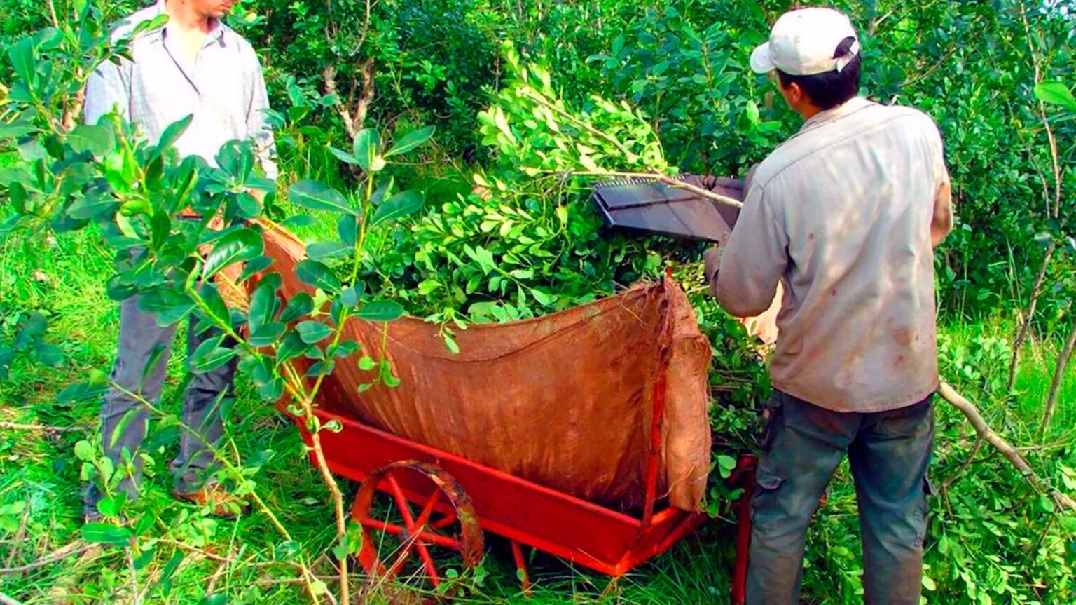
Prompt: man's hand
<box><xmin>703</xmin><ymin>223</ymin><xmax>733</xmax><ymax>289</ymax></box>
<box><xmin>930</xmin><ymin>180</ymin><xmax>953</xmax><ymax>248</ymax></box>
<box><xmin>704</xmin><ymin>246</ymin><xmax>723</xmax><ymax>285</ymax></box>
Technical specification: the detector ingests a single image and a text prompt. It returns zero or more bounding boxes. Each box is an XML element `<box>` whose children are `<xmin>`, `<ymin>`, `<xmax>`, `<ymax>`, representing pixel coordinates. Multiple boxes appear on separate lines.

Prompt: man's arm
<box><xmin>931</xmin><ymin>178</ymin><xmax>953</xmax><ymax>248</ymax></box>
<box><xmin>927</xmin><ymin>118</ymin><xmax>953</xmax><ymax>248</ymax></box>
<box><xmin>711</xmin><ymin>184</ymin><xmax>789</xmax><ymax>318</ymax></box>
<box><xmin>245</xmin><ymin>52</ymin><xmax>278</xmax><ymax>182</ymax></box>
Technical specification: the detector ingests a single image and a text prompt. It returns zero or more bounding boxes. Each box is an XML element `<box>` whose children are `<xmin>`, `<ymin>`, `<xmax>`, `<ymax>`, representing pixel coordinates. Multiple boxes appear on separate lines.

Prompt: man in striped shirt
<box><xmin>82</xmin><ymin>0</ymin><xmax>277</xmax><ymax>522</ymax></box>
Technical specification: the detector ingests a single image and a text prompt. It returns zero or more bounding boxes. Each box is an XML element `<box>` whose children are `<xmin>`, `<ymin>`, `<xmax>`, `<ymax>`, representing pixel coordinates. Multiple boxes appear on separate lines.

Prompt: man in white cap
<box><xmin>704</xmin><ymin>6</ymin><xmax>953</xmax><ymax>605</ymax></box>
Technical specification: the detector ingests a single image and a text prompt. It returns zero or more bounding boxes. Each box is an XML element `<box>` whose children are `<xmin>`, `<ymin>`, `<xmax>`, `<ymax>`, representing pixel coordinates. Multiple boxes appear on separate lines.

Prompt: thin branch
<box><xmin>153</xmin><ymin>539</ymin><xmax>234</xmax><ymax>565</ymax></box>
<box><xmin>900</xmin><ymin>43</ymin><xmax>961</xmax><ymax>91</ymax></box>
<box><xmin>0</xmin><ymin>593</ymin><xmax>24</xmax><ymax>605</ymax></box>
<box><xmin>0</xmin><ymin>541</ymin><xmax>87</xmax><ymax>575</ymax></box>
<box><xmin>134</xmin><ymin>549</ymin><xmax>195</xmax><ymax>605</ymax></box>
<box><xmin>940</xmin><ymin>437</ymin><xmax>984</xmax><ymax>492</ymax></box>
<box><xmin>518</xmin><ymin>87</ymin><xmax>639</xmax><ymax>160</ymax></box>
<box><xmin>152</xmin><ymin>539</ymin><xmax>304</xmax><ymax>571</ymax></box>
<box><xmin>1020</xmin><ymin>3</ymin><xmax>1063</xmax><ymax>219</ymax></box>
<box><xmin>1041</xmin><ymin>318</ymin><xmax>1076</xmax><ymax>439</ymax></box>
<box><xmin>125</xmin><ymin>547</ymin><xmax>142</xmax><ymax>605</ymax></box>
<box><xmin>110</xmin><ymin>382</ymin><xmax>294</xmax><ymax>542</ymax></box>
<box><xmin>0</xmin><ymin>421</ymin><xmax>84</xmax><ymax>433</ymax></box>
<box><xmin>4</xmin><ymin>504</ymin><xmax>30</xmax><ymax>568</ymax></box>
<box><xmin>938</xmin><ymin>382</ymin><xmax>1076</xmax><ymax>512</ymax></box>
<box><xmin>357</xmin><ymin>0</ymin><xmax>373</xmax><ymax>58</ymax></box>
<box><xmin>107</xmin><ymin>382</ymin><xmax>326</xmax><ymax>605</ymax></box>
<box><xmin>549</xmin><ymin>169</ymin><xmax>744</xmax><ymax>209</ymax></box>
<box><xmin>46</xmin><ymin>0</ymin><xmax>59</xmax><ymax>27</ymax></box>
<box><xmin>204</xmin><ymin>545</ymin><xmax>237</xmax><ymax>597</ymax></box>
<box><xmin>1009</xmin><ymin>242</ymin><xmax>1055</xmax><ymax>391</ymax></box>
<box><xmin>205</xmin><ymin>560</ymin><xmax>227</xmax><ymax>596</ymax></box>
<box><xmin>1016</xmin><ymin>441</ymin><xmax>1071</xmax><ymax>453</ymax></box>
<box><xmin>868</xmin><ymin>8</ymin><xmax>898</xmax><ymax>36</ymax></box>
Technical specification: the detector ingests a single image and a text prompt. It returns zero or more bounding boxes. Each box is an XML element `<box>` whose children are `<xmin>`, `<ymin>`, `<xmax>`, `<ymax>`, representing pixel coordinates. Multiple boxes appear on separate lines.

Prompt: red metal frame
<box><xmin>730</xmin><ymin>455</ymin><xmax>757</xmax><ymax>605</ymax></box>
<box><xmin>294</xmin><ymin>409</ymin><xmax>709</xmax><ymax>576</ymax></box>
<box><xmin>277</xmin><ymin>274</ymin><xmax>756</xmax><ymax>600</ymax></box>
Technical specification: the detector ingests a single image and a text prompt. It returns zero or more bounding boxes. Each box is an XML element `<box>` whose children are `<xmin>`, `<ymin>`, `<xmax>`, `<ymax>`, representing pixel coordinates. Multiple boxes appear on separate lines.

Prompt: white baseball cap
<box><xmin>750</xmin><ymin>7</ymin><xmax>861</xmax><ymax>76</ymax></box>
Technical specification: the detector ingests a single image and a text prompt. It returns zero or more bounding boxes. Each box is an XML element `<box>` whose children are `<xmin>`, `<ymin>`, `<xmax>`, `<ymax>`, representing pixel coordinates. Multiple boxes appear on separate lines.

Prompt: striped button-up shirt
<box><xmin>83</xmin><ymin>0</ymin><xmax>277</xmax><ymax>180</ymax></box>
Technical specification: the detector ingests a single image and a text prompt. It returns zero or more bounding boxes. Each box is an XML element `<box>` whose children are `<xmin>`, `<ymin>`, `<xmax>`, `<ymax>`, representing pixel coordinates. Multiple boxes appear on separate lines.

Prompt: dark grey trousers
<box><xmin>746</xmin><ymin>389</ymin><xmax>935</xmax><ymax>605</ymax></box>
<box><xmin>83</xmin><ymin>291</ymin><xmax>238</xmax><ymax>517</ymax></box>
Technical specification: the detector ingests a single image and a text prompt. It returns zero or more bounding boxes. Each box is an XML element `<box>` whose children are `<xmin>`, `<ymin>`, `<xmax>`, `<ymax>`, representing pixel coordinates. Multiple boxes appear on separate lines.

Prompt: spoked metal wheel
<box><xmin>351</xmin><ymin>461</ymin><xmax>484</xmax><ymax>601</ymax></box>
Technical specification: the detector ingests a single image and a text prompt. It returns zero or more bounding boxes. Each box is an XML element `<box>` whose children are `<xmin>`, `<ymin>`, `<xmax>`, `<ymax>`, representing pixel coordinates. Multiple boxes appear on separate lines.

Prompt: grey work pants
<box><xmin>83</xmin><ymin>291</ymin><xmax>238</xmax><ymax>517</ymax></box>
<box><xmin>746</xmin><ymin>390</ymin><xmax>935</xmax><ymax>605</ymax></box>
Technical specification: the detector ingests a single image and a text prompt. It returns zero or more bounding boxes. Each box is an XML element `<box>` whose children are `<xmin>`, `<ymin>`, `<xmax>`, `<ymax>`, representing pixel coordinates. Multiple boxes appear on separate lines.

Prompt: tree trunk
<box><xmin>1008</xmin><ymin>243</ymin><xmax>1054</xmax><ymax>392</ymax></box>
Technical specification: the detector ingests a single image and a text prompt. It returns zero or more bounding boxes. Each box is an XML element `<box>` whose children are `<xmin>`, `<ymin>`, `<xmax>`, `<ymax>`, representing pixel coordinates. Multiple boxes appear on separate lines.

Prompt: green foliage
<box><xmin>0</xmin><ymin>4</ymin><xmax>436</xmax><ymax>602</ymax></box>
<box><xmin>362</xmin><ymin>43</ymin><xmax>673</xmax><ymax>329</ymax></box>
<box><xmin>588</xmin><ymin>3</ymin><xmax>786</xmax><ymax>175</ymax></box>
<box><xmin>2</xmin><ymin>0</ymin><xmax>1076</xmax><ymax>603</ymax></box>
<box><xmin>0</xmin><ymin>310</ymin><xmax>64</xmax><ymax>379</ymax></box>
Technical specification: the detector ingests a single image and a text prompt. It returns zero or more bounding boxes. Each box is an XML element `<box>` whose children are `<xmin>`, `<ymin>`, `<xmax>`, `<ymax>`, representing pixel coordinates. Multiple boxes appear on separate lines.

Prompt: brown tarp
<box><xmin>220</xmin><ymin>220</ymin><xmax>713</xmax><ymax>513</ymax></box>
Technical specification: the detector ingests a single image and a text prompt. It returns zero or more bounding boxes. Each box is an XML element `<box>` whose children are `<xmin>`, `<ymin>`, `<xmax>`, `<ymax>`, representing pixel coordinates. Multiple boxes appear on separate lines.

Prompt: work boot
<box><xmin>173</xmin><ymin>482</ymin><xmax>250</xmax><ymax>518</ymax></box>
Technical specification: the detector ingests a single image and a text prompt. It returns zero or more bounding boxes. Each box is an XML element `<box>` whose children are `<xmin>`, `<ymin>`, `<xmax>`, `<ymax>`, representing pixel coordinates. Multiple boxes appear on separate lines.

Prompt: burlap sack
<box><xmin>218</xmin><ymin>220</ymin><xmax>713</xmax><ymax>513</ymax></box>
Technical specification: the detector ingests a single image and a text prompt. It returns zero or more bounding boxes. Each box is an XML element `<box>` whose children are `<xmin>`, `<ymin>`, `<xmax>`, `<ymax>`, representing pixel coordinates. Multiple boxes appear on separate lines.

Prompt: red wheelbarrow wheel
<box><xmin>351</xmin><ymin>461</ymin><xmax>484</xmax><ymax>598</ymax></box>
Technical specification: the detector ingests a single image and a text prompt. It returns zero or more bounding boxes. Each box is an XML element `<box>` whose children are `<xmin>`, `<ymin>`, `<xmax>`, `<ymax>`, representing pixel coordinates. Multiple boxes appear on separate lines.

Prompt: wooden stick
<box><xmin>940</xmin><ymin>436</ymin><xmax>983</xmax><ymax>492</ymax></box>
<box><xmin>0</xmin><ymin>592</ymin><xmax>24</xmax><ymax>605</ymax></box>
<box><xmin>938</xmin><ymin>382</ymin><xmax>1076</xmax><ymax>512</ymax></box>
<box><xmin>558</xmin><ymin>170</ymin><xmax>746</xmax><ymax>210</ymax></box>
<box><xmin>0</xmin><ymin>541</ymin><xmax>87</xmax><ymax>576</ymax></box>
<box><xmin>1009</xmin><ymin>242</ymin><xmax>1055</xmax><ymax>391</ymax></box>
<box><xmin>1041</xmin><ymin>319</ymin><xmax>1076</xmax><ymax>439</ymax></box>
<box><xmin>0</xmin><ymin>421</ymin><xmax>84</xmax><ymax>433</ymax></box>
<box><xmin>4</xmin><ymin>505</ymin><xmax>30</xmax><ymax>569</ymax></box>
<box><xmin>125</xmin><ymin>547</ymin><xmax>142</xmax><ymax>605</ymax></box>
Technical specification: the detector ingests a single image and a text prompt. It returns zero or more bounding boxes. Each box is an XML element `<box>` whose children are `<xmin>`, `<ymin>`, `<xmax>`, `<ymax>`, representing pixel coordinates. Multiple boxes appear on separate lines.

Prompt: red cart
<box><xmin>295</xmin><ymin>409</ymin><xmax>757</xmax><ymax>602</ymax></box>
<box><xmin>227</xmin><ymin>221</ymin><xmax>758</xmax><ymax>602</ymax></box>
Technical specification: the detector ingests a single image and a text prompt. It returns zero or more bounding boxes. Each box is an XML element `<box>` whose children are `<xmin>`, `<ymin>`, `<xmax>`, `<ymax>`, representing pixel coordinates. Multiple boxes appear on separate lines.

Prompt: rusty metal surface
<box><xmin>352</xmin><ymin>460</ymin><xmax>485</xmax><ymax>593</ymax></box>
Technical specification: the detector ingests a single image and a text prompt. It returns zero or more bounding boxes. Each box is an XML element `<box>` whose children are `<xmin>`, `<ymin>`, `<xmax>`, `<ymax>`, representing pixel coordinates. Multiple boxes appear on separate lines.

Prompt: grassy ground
<box><xmin>0</xmin><ymin>227</ymin><xmax>1073</xmax><ymax>604</ymax></box>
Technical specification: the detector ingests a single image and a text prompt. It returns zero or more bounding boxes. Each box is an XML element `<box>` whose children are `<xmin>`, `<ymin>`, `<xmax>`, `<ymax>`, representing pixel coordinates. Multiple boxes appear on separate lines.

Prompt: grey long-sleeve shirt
<box><xmin>83</xmin><ymin>0</ymin><xmax>278</xmax><ymax>180</ymax></box>
<box><xmin>714</xmin><ymin>97</ymin><xmax>952</xmax><ymax>413</ymax></box>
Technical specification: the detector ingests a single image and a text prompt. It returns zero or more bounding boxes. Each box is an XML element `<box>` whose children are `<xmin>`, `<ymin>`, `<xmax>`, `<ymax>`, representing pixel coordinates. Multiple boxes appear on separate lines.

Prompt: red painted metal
<box><xmin>511</xmin><ymin>540</ymin><xmax>531</xmax><ymax>595</ymax></box>
<box><xmin>293</xmin><ymin>408</ymin><xmax>709</xmax><ymax>577</ymax></box>
<box><xmin>358</xmin><ymin>517</ymin><xmax>464</xmax><ymax>551</ymax></box>
<box><xmin>730</xmin><ymin>455</ymin><xmax>758</xmax><ymax>605</ymax></box>
<box><xmin>641</xmin><ymin>311</ymin><xmax>670</xmax><ymax>528</ymax></box>
<box><xmin>641</xmin><ymin>274</ymin><xmax>675</xmax><ymax>528</ymax></box>
<box><xmin>350</xmin><ymin>461</ymin><xmax>484</xmax><ymax>591</ymax></box>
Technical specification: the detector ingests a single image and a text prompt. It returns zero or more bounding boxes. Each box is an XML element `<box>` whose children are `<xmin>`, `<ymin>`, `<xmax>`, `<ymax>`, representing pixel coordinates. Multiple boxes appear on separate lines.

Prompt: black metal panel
<box><xmin>590</xmin><ymin>175</ymin><xmax>744</xmax><ymax>243</ymax></box>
